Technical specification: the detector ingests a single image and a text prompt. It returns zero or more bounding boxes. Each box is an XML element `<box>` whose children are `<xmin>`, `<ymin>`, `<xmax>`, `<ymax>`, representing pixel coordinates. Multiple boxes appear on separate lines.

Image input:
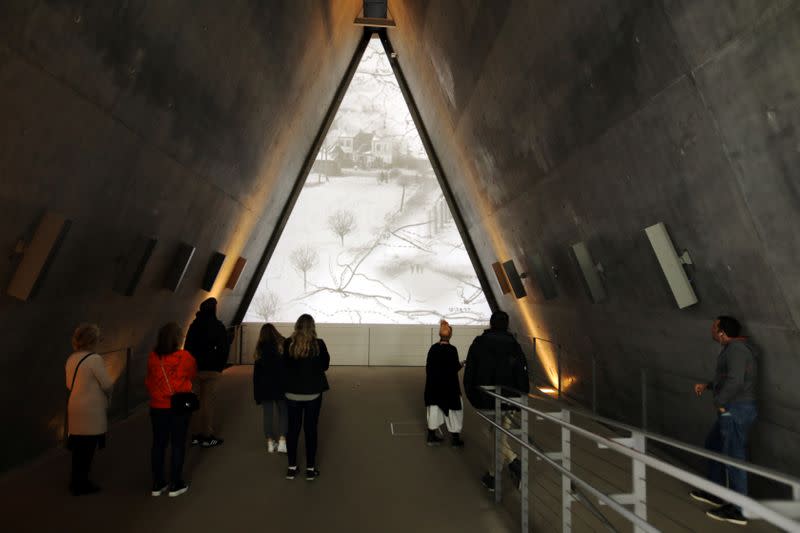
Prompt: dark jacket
<box><xmin>424</xmin><ymin>342</ymin><xmax>462</xmax><ymax>414</ymax></box>
<box><xmin>282</xmin><ymin>338</ymin><xmax>330</xmax><ymax>395</ymax></box>
<box><xmin>184</xmin><ymin>309</ymin><xmax>230</xmax><ymax>372</ymax></box>
<box><xmin>710</xmin><ymin>339</ymin><xmax>757</xmax><ymax>408</ymax></box>
<box><xmin>463</xmin><ymin>329</ymin><xmax>530</xmax><ymax>410</ymax></box>
<box><xmin>253</xmin><ymin>342</ymin><xmax>285</xmax><ymax>403</ymax></box>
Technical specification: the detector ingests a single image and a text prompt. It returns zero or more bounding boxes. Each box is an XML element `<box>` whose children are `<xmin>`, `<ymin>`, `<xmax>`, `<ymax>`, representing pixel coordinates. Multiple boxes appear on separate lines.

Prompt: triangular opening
<box><xmin>243</xmin><ymin>35</ymin><xmax>491</xmax><ymax>325</ymax></box>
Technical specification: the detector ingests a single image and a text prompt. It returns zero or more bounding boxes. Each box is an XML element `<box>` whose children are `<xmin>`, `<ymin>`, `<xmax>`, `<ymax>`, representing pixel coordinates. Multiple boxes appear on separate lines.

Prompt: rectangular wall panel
<box><xmin>113</xmin><ymin>236</ymin><xmax>157</xmax><ymax>296</ymax></box>
<box><xmin>226</xmin><ymin>257</ymin><xmax>247</xmax><ymax>290</ymax></box>
<box><xmin>202</xmin><ymin>252</ymin><xmax>226</xmax><ymax>292</ymax></box>
<box><xmin>7</xmin><ymin>212</ymin><xmax>71</xmax><ymax>301</ymax></box>
<box><xmin>163</xmin><ymin>243</ymin><xmax>195</xmax><ymax>292</ymax></box>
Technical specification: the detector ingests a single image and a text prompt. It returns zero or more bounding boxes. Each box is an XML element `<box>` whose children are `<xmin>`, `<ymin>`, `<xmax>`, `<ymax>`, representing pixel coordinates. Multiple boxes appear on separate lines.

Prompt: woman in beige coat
<box><xmin>65</xmin><ymin>323</ymin><xmax>113</xmax><ymax>495</ymax></box>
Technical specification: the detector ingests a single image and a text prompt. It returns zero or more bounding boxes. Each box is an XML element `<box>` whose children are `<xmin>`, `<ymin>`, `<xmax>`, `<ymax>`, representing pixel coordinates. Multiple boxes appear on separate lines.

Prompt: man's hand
<box><xmin>694</xmin><ymin>383</ymin><xmax>707</xmax><ymax>396</ymax></box>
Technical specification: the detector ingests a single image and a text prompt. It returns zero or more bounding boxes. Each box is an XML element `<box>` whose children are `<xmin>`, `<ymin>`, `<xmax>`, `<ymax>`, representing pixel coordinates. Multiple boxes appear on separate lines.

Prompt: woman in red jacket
<box><xmin>145</xmin><ymin>322</ymin><xmax>197</xmax><ymax>497</ymax></box>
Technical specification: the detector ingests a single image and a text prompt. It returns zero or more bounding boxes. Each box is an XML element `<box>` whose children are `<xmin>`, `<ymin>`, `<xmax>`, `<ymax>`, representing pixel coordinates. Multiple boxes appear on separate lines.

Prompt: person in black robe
<box><xmin>424</xmin><ymin>320</ymin><xmax>465</xmax><ymax>447</ymax></box>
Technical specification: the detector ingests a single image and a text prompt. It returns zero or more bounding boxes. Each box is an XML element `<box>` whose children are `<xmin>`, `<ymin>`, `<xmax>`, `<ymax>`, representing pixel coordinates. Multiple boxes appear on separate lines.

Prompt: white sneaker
<box><xmin>267</xmin><ymin>439</ymin><xmax>276</xmax><ymax>453</ymax></box>
<box><xmin>277</xmin><ymin>439</ymin><xmax>287</xmax><ymax>454</ymax></box>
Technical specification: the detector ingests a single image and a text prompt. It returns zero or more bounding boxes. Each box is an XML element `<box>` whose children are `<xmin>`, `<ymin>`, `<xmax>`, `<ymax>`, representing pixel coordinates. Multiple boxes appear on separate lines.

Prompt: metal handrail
<box><xmin>525</xmin><ymin>387</ymin><xmax>800</xmax><ymax>490</ymax></box>
<box><xmin>474</xmin><ymin>408</ymin><xmax>659</xmax><ymax>533</ymax></box>
<box><xmin>482</xmin><ymin>387</ymin><xmax>800</xmax><ymax>532</ymax></box>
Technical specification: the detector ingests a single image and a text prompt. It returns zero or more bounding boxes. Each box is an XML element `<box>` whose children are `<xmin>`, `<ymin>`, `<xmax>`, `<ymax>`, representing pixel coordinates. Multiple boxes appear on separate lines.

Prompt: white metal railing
<box><xmin>475</xmin><ymin>385</ymin><xmax>800</xmax><ymax>532</ymax></box>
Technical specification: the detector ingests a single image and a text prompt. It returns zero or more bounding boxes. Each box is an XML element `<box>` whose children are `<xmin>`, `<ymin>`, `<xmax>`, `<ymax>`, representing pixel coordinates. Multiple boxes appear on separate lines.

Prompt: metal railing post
<box><xmin>561</xmin><ymin>409</ymin><xmax>572</xmax><ymax>531</ymax></box>
<box><xmin>591</xmin><ymin>354</ymin><xmax>597</xmax><ymax>414</ymax></box>
<box><xmin>495</xmin><ymin>387</ymin><xmax>502</xmax><ymax>503</ymax></box>
<box><xmin>520</xmin><ymin>395</ymin><xmax>529</xmax><ymax>533</ymax></box>
<box><xmin>640</xmin><ymin>368</ymin><xmax>648</xmax><ymax>431</ymax></box>
<box><xmin>631</xmin><ymin>431</ymin><xmax>648</xmax><ymax>532</ymax></box>
<box><xmin>557</xmin><ymin>344</ymin><xmax>562</xmax><ymax>400</ymax></box>
<box><xmin>124</xmin><ymin>347</ymin><xmax>132</xmax><ymax>418</ymax></box>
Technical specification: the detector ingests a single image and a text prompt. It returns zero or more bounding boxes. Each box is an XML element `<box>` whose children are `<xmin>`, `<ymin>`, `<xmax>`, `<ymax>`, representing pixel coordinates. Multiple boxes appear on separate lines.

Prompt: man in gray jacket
<box><xmin>690</xmin><ymin>316</ymin><xmax>758</xmax><ymax>526</ymax></box>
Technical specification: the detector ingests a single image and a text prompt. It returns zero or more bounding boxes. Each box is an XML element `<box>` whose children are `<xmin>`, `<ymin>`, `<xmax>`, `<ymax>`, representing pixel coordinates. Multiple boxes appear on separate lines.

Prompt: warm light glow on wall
<box><xmin>537</xmin><ymin>386</ymin><xmax>558</xmax><ymax>396</ymax></box>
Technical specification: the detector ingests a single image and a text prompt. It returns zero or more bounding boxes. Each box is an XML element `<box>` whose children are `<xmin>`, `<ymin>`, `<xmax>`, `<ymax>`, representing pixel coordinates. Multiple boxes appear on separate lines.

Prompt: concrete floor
<box><xmin>0</xmin><ymin>366</ymin><xmax>782</xmax><ymax>532</ymax></box>
<box><xmin>0</xmin><ymin>367</ymin><xmax>515</xmax><ymax>533</ymax></box>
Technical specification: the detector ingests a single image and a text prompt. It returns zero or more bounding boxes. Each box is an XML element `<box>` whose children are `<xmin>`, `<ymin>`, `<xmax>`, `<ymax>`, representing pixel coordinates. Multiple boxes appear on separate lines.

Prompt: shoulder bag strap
<box><xmin>69</xmin><ymin>352</ymin><xmax>96</xmax><ymax>393</ymax></box>
<box><xmin>64</xmin><ymin>352</ymin><xmax>96</xmax><ymax>442</ymax></box>
<box><xmin>159</xmin><ymin>357</ymin><xmax>174</xmax><ymax>394</ymax></box>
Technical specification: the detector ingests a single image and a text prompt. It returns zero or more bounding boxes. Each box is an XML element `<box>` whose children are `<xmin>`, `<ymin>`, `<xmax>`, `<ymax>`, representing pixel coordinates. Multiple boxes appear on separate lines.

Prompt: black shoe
<box><xmin>190</xmin><ymin>434</ymin><xmax>202</xmax><ymax>446</ymax></box>
<box><xmin>451</xmin><ymin>435</ymin><xmax>465</xmax><ymax>448</ymax></box>
<box><xmin>706</xmin><ymin>504</ymin><xmax>747</xmax><ymax>525</ymax></box>
<box><xmin>306</xmin><ymin>467</ymin><xmax>320</xmax><ymax>481</ymax></box>
<box><xmin>201</xmin><ymin>435</ymin><xmax>224</xmax><ymax>448</ymax></box>
<box><xmin>689</xmin><ymin>489</ymin><xmax>724</xmax><ymax>507</ymax></box>
<box><xmin>151</xmin><ymin>481</ymin><xmax>168</xmax><ymax>496</ymax></box>
<box><xmin>481</xmin><ymin>472</ymin><xmax>495</xmax><ymax>492</ymax></box>
<box><xmin>426</xmin><ymin>431</ymin><xmax>443</xmax><ymax>446</ymax></box>
<box><xmin>168</xmin><ymin>481</ymin><xmax>188</xmax><ymax>497</ymax></box>
<box><xmin>286</xmin><ymin>467</ymin><xmax>298</xmax><ymax>480</ymax></box>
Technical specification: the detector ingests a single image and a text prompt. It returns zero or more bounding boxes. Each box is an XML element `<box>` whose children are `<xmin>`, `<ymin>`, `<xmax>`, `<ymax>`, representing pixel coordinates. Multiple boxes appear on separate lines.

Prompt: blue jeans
<box><xmin>705</xmin><ymin>402</ymin><xmax>758</xmax><ymax>501</ymax></box>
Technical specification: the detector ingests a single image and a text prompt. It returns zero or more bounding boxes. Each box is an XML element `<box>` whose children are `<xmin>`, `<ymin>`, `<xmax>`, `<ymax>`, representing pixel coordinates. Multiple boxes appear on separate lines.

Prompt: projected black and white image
<box><xmin>245</xmin><ymin>38</ymin><xmax>491</xmax><ymax>325</ymax></box>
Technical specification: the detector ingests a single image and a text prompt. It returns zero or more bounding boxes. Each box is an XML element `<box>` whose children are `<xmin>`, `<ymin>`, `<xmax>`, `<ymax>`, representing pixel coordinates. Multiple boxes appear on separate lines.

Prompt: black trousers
<box><xmin>286</xmin><ymin>395</ymin><xmax>322</xmax><ymax>468</ymax></box>
<box><xmin>150</xmin><ymin>408</ymin><xmax>190</xmax><ymax>485</ymax></box>
<box><xmin>69</xmin><ymin>434</ymin><xmax>103</xmax><ymax>490</ymax></box>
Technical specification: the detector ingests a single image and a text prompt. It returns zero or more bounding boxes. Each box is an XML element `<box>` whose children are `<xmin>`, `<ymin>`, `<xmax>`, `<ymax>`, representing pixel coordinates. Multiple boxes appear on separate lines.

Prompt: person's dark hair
<box><xmin>490</xmin><ymin>310</ymin><xmax>509</xmax><ymax>331</ymax></box>
<box><xmin>155</xmin><ymin>322</ymin><xmax>183</xmax><ymax>356</ymax></box>
<box><xmin>255</xmin><ymin>323</ymin><xmax>285</xmax><ymax>359</ymax></box>
<box><xmin>717</xmin><ymin>316</ymin><xmax>741</xmax><ymax>338</ymax></box>
<box><xmin>199</xmin><ymin>297</ymin><xmax>217</xmax><ymax>314</ymax></box>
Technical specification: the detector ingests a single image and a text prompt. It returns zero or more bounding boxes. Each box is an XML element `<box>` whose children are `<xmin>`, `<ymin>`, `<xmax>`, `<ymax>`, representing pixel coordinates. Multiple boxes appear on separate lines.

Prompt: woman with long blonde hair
<box><xmin>281</xmin><ymin>314</ymin><xmax>330</xmax><ymax>481</ymax></box>
<box><xmin>253</xmin><ymin>323</ymin><xmax>287</xmax><ymax>453</ymax></box>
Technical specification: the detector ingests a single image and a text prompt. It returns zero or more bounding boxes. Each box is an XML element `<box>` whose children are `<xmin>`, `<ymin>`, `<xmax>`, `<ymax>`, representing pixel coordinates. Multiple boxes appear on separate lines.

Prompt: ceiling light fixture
<box><xmin>354</xmin><ymin>0</ymin><xmax>396</xmax><ymax>27</ymax></box>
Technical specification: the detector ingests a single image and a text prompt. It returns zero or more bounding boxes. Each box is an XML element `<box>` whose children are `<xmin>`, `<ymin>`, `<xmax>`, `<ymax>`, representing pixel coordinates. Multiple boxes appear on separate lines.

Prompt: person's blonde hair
<box><xmin>438</xmin><ymin>320</ymin><xmax>452</xmax><ymax>342</ymax></box>
<box><xmin>72</xmin><ymin>323</ymin><xmax>100</xmax><ymax>351</ymax></box>
<box><xmin>288</xmin><ymin>314</ymin><xmax>318</xmax><ymax>359</ymax></box>
<box><xmin>255</xmin><ymin>323</ymin><xmax>284</xmax><ymax>360</ymax></box>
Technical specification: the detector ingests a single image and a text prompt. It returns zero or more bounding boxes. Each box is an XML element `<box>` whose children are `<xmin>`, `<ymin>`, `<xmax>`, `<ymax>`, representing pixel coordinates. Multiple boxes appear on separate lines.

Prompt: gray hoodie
<box><xmin>710</xmin><ymin>340</ymin><xmax>757</xmax><ymax>408</ymax></box>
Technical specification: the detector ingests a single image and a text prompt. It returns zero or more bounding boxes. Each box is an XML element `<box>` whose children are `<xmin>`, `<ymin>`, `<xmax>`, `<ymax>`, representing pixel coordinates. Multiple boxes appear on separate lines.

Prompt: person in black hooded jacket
<box><xmin>184</xmin><ymin>297</ymin><xmax>229</xmax><ymax>447</ymax></box>
<box><xmin>253</xmin><ymin>323</ymin><xmax>287</xmax><ymax>454</ymax></box>
<box><xmin>463</xmin><ymin>310</ymin><xmax>530</xmax><ymax>491</ymax></box>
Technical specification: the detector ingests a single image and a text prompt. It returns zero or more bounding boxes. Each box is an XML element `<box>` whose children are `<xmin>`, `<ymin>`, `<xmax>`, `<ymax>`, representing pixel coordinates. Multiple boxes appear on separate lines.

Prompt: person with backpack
<box><xmin>463</xmin><ymin>310</ymin><xmax>530</xmax><ymax>491</ymax></box>
<box><xmin>184</xmin><ymin>297</ymin><xmax>229</xmax><ymax>448</ymax></box>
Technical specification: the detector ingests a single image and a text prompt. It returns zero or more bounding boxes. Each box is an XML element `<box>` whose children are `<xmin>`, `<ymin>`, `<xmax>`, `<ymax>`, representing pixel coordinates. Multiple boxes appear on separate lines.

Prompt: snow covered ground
<box><xmin>245</xmin><ymin>173</ymin><xmax>491</xmax><ymax>325</ymax></box>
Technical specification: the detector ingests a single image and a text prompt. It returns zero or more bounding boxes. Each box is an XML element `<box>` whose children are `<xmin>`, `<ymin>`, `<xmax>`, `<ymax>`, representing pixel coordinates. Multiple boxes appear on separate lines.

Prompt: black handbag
<box><xmin>160</xmin><ymin>358</ymin><xmax>200</xmax><ymax>414</ymax></box>
<box><xmin>171</xmin><ymin>392</ymin><xmax>200</xmax><ymax>413</ymax></box>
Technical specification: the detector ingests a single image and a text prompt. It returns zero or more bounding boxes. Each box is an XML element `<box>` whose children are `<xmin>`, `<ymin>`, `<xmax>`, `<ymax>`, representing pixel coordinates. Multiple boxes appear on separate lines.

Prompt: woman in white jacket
<box><xmin>64</xmin><ymin>323</ymin><xmax>113</xmax><ymax>495</ymax></box>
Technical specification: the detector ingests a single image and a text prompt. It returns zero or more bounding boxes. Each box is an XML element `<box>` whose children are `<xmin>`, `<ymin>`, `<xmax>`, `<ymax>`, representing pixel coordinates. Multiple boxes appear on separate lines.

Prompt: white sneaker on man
<box><xmin>277</xmin><ymin>439</ymin><xmax>287</xmax><ymax>454</ymax></box>
<box><xmin>267</xmin><ymin>439</ymin><xmax>276</xmax><ymax>453</ymax></box>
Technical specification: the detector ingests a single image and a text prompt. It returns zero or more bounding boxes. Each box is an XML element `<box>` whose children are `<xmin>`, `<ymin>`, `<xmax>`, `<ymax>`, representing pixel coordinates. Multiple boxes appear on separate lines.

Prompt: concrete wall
<box><xmin>388</xmin><ymin>0</ymin><xmax>800</xmax><ymax>488</ymax></box>
<box><xmin>0</xmin><ymin>0</ymin><xmax>362</xmax><ymax>472</ymax></box>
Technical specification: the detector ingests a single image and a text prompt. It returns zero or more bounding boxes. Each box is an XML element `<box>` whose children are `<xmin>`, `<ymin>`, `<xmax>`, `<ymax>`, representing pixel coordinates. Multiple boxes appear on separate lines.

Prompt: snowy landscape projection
<box><xmin>245</xmin><ymin>38</ymin><xmax>491</xmax><ymax>325</ymax></box>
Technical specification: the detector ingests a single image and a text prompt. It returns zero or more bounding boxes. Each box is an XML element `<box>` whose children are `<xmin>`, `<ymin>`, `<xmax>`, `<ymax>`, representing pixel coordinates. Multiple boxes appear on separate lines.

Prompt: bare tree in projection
<box><xmin>290</xmin><ymin>246</ymin><xmax>319</xmax><ymax>291</ymax></box>
<box><xmin>328</xmin><ymin>209</ymin><xmax>357</xmax><ymax>246</ymax></box>
<box><xmin>252</xmin><ymin>289</ymin><xmax>280</xmax><ymax>321</ymax></box>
